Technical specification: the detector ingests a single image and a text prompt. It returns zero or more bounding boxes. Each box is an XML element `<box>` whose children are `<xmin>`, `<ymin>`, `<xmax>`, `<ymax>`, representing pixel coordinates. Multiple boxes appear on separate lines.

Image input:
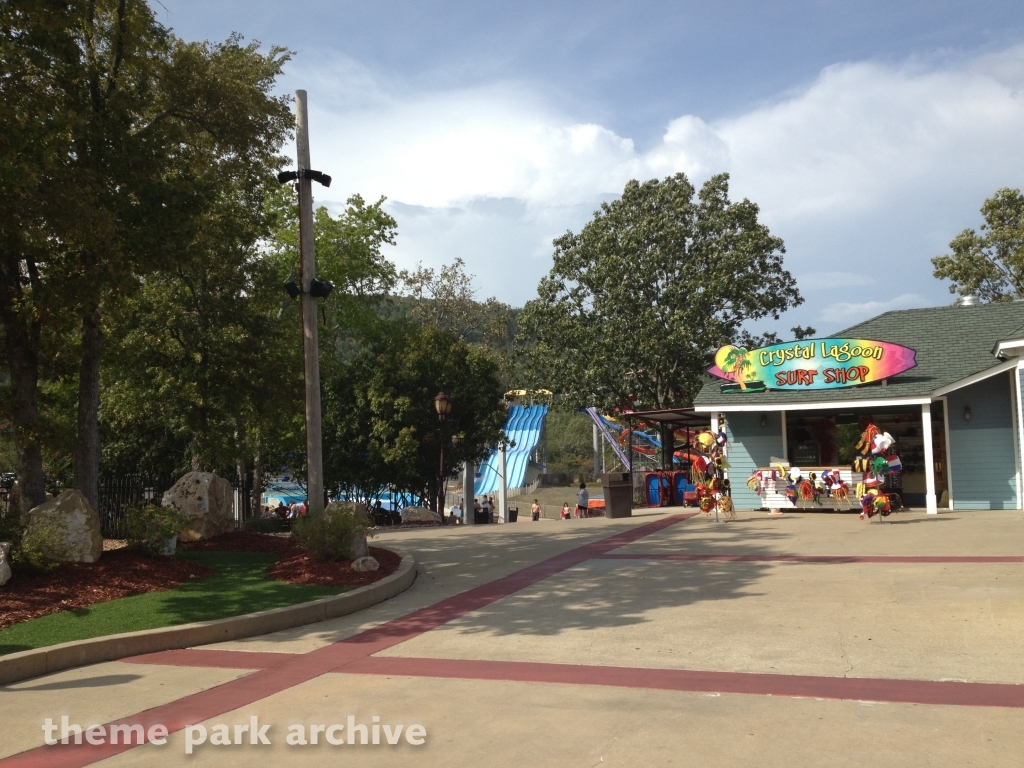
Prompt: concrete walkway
<box><xmin>2</xmin><ymin>509</ymin><xmax>1023</xmax><ymax>766</ymax></box>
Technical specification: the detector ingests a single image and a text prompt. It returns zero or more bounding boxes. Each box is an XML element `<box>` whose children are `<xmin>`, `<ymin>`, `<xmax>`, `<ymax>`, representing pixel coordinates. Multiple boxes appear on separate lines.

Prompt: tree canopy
<box><xmin>932</xmin><ymin>188</ymin><xmax>1024</xmax><ymax>302</ymax></box>
<box><xmin>1</xmin><ymin>0</ymin><xmax>292</xmax><ymax>511</ymax></box>
<box><xmin>517</xmin><ymin>173</ymin><xmax>802</xmax><ymax>410</ymax></box>
<box><xmin>322</xmin><ymin>320</ymin><xmax>506</xmax><ymax>510</ymax></box>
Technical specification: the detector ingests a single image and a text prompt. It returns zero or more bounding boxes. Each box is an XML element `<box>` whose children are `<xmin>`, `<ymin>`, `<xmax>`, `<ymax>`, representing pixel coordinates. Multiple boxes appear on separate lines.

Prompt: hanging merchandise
<box><xmin>870</xmin><ymin>455</ymin><xmax>889</xmax><ymax>481</ymax></box>
<box><xmin>687</xmin><ymin>423</ymin><xmax>733</xmax><ymax>520</ymax></box>
<box><xmin>871</xmin><ymin>431</ymin><xmax>895</xmax><ymax>455</ymax></box>
<box><xmin>695</xmin><ymin>431</ymin><xmax>717</xmax><ymax>453</ymax></box>
<box><xmin>855</xmin><ymin>424</ymin><xmax>880</xmax><ymax>455</ymax></box>
<box><xmin>717</xmin><ymin>495</ymin><xmax>736</xmax><ymax>520</ymax></box>
<box><xmin>849</xmin><ymin>421</ymin><xmax>902</xmax><ymax>520</ymax></box>
<box><xmin>785</xmin><ymin>484</ymin><xmax>798</xmax><ymax>505</ymax></box>
<box><xmin>799</xmin><ymin>480</ymin><xmax>815</xmax><ymax>501</ymax></box>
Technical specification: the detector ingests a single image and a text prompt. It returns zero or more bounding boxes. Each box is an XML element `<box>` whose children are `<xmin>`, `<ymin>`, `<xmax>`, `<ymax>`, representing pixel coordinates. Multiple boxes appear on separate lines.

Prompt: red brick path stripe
<box><xmin>0</xmin><ymin>514</ymin><xmax>694</xmax><ymax>768</ymax></box>
<box><xmin>343</xmin><ymin>656</ymin><xmax>1024</xmax><ymax>709</ymax></box>
<box><xmin>596</xmin><ymin>553</ymin><xmax>1024</xmax><ymax>563</ymax></box>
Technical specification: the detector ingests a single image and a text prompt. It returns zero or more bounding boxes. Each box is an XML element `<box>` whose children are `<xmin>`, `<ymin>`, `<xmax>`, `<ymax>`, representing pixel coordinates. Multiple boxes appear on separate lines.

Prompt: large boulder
<box><xmin>0</xmin><ymin>542</ymin><xmax>11</xmax><ymax>586</ymax></box>
<box><xmin>23</xmin><ymin>490</ymin><xmax>103</xmax><ymax>563</ymax></box>
<box><xmin>401</xmin><ymin>506</ymin><xmax>442</xmax><ymax>524</ymax></box>
<box><xmin>162</xmin><ymin>472</ymin><xmax>234</xmax><ymax>541</ymax></box>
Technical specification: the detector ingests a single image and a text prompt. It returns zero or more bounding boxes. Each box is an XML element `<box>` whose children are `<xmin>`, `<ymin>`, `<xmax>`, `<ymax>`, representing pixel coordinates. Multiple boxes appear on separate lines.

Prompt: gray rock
<box><xmin>351</xmin><ymin>556</ymin><xmax>379</xmax><ymax>572</ymax></box>
<box><xmin>323</xmin><ymin>501</ymin><xmax>371</xmax><ymax>559</ymax></box>
<box><xmin>161</xmin><ymin>472</ymin><xmax>234</xmax><ymax>541</ymax></box>
<box><xmin>23</xmin><ymin>490</ymin><xmax>103</xmax><ymax>563</ymax></box>
<box><xmin>349</xmin><ymin>532</ymin><xmax>369</xmax><ymax>560</ymax></box>
<box><xmin>401</xmin><ymin>506</ymin><xmax>442</xmax><ymax>524</ymax></box>
<box><xmin>0</xmin><ymin>542</ymin><xmax>11</xmax><ymax>586</ymax></box>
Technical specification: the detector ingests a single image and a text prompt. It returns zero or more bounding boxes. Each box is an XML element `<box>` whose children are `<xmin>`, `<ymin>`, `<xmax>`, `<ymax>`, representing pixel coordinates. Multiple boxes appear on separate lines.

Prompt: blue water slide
<box><xmin>474</xmin><ymin>404</ymin><xmax>548</xmax><ymax>496</ymax></box>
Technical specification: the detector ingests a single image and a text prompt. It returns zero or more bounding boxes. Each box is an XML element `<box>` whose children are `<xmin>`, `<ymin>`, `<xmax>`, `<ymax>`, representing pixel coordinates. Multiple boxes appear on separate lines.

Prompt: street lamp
<box><xmin>434</xmin><ymin>391</ymin><xmax>452</xmax><ymax>420</ymax></box>
<box><xmin>434</xmin><ymin>392</ymin><xmax>452</xmax><ymax>520</ymax></box>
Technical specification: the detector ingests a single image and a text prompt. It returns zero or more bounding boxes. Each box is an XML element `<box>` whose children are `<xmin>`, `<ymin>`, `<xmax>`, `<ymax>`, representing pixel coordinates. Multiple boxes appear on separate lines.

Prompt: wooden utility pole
<box><xmin>295</xmin><ymin>89</ymin><xmax>325</xmax><ymax>516</ymax></box>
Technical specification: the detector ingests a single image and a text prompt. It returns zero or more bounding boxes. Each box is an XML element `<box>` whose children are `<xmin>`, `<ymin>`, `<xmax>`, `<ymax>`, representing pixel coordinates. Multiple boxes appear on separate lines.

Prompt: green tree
<box><xmin>100</xmin><ymin>196</ymin><xmax>299</xmax><ymax>479</ymax></box>
<box><xmin>266</xmin><ymin>187</ymin><xmax>398</xmax><ymax>340</ymax></box>
<box><xmin>100</xmin><ymin>187</ymin><xmax>399</xmax><ymax>511</ymax></box>
<box><xmin>0</xmin><ymin>0</ymin><xmax>292</xmax><ymax>511</ymax></box>
<box><xmin>518</xmin><ymin>173</ymin><xmax>802</xmax><ymax>410</ymax></box>
<box><xmin>932</xmin><ymin>188</ymin><xmax>1024</xmax><ymax>302</ymax></box>
<box><xmin>397</xmin><ymin>258</ymin><xmax>518</xmax><ymax>387</ymax></box>
<box><xmin>322</xmin><ymin>320</ymin><xmax>506</xmax><ymax>512</ymax></box>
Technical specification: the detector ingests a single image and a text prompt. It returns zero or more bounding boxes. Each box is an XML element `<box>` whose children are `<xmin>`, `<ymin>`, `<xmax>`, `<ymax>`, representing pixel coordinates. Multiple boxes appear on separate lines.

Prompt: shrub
<box><xmin>292</xmin><ymin>504</ymin><xmax>372</xmax><ymax>562</ymax></box>
<box><xmin>19</xmin><ymin>515</ymin><xmax>75</xmax><ymax>572</ymax></box>
<box><xmin>124</xmin><ymin>504</ymin><xmax>191</xmax><ymax>556</ymax></box>
<box><xmin>0</xmin><ymin>510</ymin><xmax>24</xmax><ymax>551</ymax></box>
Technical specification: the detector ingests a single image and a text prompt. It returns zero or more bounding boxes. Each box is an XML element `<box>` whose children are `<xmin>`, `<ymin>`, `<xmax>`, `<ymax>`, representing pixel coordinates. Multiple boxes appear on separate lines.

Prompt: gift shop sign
<box><xmin>709</xmin><ymin>339</ymin><xmax>917</xmax><ymax>393</ymax></box>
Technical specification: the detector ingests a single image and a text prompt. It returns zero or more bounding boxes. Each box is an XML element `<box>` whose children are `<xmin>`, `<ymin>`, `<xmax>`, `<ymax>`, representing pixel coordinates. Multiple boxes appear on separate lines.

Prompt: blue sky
<box><xmin>162</xmin><ymin>1</ymin><xmax>1024</xmax><ymax>334</ymax></box>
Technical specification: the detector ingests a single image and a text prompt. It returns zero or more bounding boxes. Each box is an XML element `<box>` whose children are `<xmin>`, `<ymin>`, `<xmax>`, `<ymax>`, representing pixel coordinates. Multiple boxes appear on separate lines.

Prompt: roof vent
<box><xmin>957</xmin><ymin>295</ymin><xmax>978</xmax><ymax>307</ymax></box>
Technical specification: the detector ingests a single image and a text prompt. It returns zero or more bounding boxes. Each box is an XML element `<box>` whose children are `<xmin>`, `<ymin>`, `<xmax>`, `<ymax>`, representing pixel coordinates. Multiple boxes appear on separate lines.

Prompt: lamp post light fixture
<box><xmin>434</xmin><ymin>392</ymin><xmax>452</xmax><ymax>520</ymax></box>
<box><xmin>434</xmin><ymin>391</ymin><xmax>452</xmax><ymax>420</ymax></box>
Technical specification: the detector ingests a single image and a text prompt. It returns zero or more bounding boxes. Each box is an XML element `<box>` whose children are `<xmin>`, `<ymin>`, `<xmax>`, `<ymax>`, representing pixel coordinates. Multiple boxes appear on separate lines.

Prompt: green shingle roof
<box><xmin>693</xmin><ymin>302</ymin><xmax>1024</xmax><ymax>407</ymax></box>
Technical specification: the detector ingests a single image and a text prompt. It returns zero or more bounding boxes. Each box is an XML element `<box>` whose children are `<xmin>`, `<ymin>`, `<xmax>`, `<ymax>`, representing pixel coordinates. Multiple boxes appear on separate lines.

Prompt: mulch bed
<box><xmin>1</xmin><ymin>534</ymin><xmax>402</xmax><ymax>629</ymax></box>
<box><xmin>180</xmin><ymin>531</ymin><xmax>299</xmax><ymax>555</ymax></box>
<box><xmin>0</xmin><ymin>550</ymin><xmax>211</xmax><ymax>630</ymax></box>
<box><xmin>268</xmin><ymin>546</ymin><xmax>402</xmax><ymax>587</ymax></box>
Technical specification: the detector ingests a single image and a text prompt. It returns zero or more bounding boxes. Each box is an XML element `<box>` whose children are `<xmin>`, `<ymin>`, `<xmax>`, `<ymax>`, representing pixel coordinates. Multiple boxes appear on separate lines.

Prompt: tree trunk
<box><xmin>73</xmin><ymin>306</ymin><xmax>103</xmax><ymax>509</ymax></box>
<box><xmin>0</xmin><ymin>290</ymin><xmax>47</xmax><ymax>515</ymax></box>
<box><xmin>233</xmin><ymin>419</ymin><xmax>248</xmax><ymax>520</ymax></box>
<box><xmin>189</xmin><ymin>436</ymin><xmax>203</xmax><ymax>472</ymax></box>
<box><xmin>251</xmin><ymin>439</ymin><xmax>263</xmax><ymax>518</ymax></box>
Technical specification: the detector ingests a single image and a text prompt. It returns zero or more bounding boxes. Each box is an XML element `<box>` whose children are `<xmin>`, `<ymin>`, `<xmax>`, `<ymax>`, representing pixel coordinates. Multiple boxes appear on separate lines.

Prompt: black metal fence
<box><xmin>0</xmin><ymin>473</ymin><xmax>254</xmax><ymax>538</ymax></box>
<box><xmin>95</xmin><ymin>475</ymin><xmax>175</xmax><ymax>538</ymax></box>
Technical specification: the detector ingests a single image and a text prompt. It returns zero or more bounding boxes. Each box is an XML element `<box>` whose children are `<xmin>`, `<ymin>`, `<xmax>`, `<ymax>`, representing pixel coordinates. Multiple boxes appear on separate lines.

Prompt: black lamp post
<box><xmin>434</xmin><ymin>392</ymin><xmax>452</xmax><ymax>519</ymax></box>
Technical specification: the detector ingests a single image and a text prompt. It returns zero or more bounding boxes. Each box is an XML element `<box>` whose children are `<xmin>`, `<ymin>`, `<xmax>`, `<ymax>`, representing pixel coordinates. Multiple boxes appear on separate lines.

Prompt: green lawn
<box><xmin>0</xmin><ymin>551</ymin><xmax>348</xmax><ymax>657</ymax></box>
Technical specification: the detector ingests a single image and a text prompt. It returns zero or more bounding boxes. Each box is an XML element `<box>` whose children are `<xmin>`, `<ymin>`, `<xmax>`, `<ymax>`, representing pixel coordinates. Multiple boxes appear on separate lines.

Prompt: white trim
<box><xmin>931</xmin><ymin>359</ymin><xmax>1019</xmax><ymax>397</ymax></box>
<box><xmin>941</xmin><ymin>396</ymin><xmax>954</xmax><ymax>510</ymax></box>
<box><xmin>780</xmin><ymin>410</ymin><xmax>788</xmax><ymax>462</ymax></box>
<box><xmin>922</xmin><ymin>402</ymin><xmax>938</xmax><ymax>514</ymax></box>
<box><xmin>1010</xmin><ymin>370</ymin><xmax>1022</xmax><ymax>509</ymax></box>
<box><xmin>1016</xmin><ymin>363</ymin><xmax>1024</xmax><ymax>511</ymax></box>
<box><xmin>695</xmin><ymin>396</ymin><xmax>931</xmax><ymax>413</ymax></box>
<box><xmin>994</xmin><ymin>339</ymin><xmax>1024</xmax><ymax>358</ymax></box>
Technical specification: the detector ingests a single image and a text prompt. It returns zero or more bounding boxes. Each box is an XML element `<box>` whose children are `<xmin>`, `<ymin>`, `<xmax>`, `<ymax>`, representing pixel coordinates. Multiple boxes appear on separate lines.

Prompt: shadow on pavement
<box><xmin>8</xmin><ymin>674</ymin><xmax>142</xmax><ymax>691</ymax></box>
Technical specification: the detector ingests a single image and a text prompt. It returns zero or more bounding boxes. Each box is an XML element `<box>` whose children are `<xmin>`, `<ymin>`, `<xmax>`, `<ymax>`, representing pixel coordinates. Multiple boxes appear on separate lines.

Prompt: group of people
<box><xmin>261</xmin><ymin>499</ymin><xmax>309</xmax><ymax>519</ymax></box>
<box><xmin>557</xmin><ymin>482</ymin><xmax>592</xmax><ymax>519</ymax></box>
<box><xmin>472</xmin><ymin>496</ymin><xmax>495</xmax><ymax>524</ymax></box>
<box><xmin>458</xmin><ymin>482</ymin><xmax>593</xmax><ymax>523</ymax></box>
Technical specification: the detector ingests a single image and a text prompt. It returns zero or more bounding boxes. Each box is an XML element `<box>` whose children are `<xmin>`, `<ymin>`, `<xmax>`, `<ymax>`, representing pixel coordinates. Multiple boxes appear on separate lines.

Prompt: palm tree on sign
<box><xmin>719</xmin><ymin>347</ymin><xmax>753</xmax><ymax>390</ymax></box>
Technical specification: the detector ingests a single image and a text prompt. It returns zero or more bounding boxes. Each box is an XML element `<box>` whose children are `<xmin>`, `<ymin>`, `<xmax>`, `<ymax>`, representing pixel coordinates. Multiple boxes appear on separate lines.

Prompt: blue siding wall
<box><xmin>947</xmin><ymin>373</ymin><xmax>1019</xmax><ymax>510</ymax></box>
<box><xmin>725</xmin><ymin>411</ymin><xmax>784</xmax><ymax>509</ymax></box>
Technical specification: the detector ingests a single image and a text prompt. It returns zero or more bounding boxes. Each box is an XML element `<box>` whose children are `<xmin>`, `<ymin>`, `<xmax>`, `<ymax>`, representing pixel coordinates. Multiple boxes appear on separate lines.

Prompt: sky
<box><xmin>160</xmin><ymin>0</ymin><xmax>1024</xmax><ymax>335</ymax></box>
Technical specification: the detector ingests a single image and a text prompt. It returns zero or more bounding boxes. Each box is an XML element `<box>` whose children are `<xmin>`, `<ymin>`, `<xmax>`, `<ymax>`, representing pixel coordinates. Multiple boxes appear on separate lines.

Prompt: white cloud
<box><xmin>818</xmin><ymin>293</ymin><xmax>932</xmax><ymax>326</ymax></box>
<box><xmin>286</xmin><ymin>46</ymin><xmax>1024</xmax><ymax>321</ymax></box>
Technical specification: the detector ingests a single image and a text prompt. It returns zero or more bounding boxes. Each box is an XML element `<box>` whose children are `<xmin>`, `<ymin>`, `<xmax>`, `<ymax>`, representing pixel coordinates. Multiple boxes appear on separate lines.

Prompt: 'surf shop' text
<box><xmin>775</xmin><ymin>366</ymin><xmax>872</xmax><ymax>387</ymax></box>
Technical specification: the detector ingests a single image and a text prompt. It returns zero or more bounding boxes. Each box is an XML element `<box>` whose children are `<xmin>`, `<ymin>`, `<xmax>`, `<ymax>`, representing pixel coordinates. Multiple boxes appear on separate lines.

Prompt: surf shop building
<box><xmin>692</xmin><ymin>302</ymin><xmax>1024</xmax><ymax>514</ymax></box>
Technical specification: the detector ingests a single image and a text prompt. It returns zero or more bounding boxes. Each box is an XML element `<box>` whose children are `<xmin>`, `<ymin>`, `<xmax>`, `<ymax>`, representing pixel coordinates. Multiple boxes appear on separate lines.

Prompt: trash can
<box><xmin>508</xmin><ymin>507</ymin><xmax>519</xmax><ymax>522</ymax></box>
<box><xmin>602</xmin><ymin>472</ymin><xmax>633</xmax><ymax>518</ymax></box>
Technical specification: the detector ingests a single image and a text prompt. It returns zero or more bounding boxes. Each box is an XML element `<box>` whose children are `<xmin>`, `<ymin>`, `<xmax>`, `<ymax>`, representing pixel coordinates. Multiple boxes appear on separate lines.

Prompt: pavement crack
<box><xmin>837</xmin><ymin>626</ymin><xmax>854</xmax><ymax>678</ymax></box>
